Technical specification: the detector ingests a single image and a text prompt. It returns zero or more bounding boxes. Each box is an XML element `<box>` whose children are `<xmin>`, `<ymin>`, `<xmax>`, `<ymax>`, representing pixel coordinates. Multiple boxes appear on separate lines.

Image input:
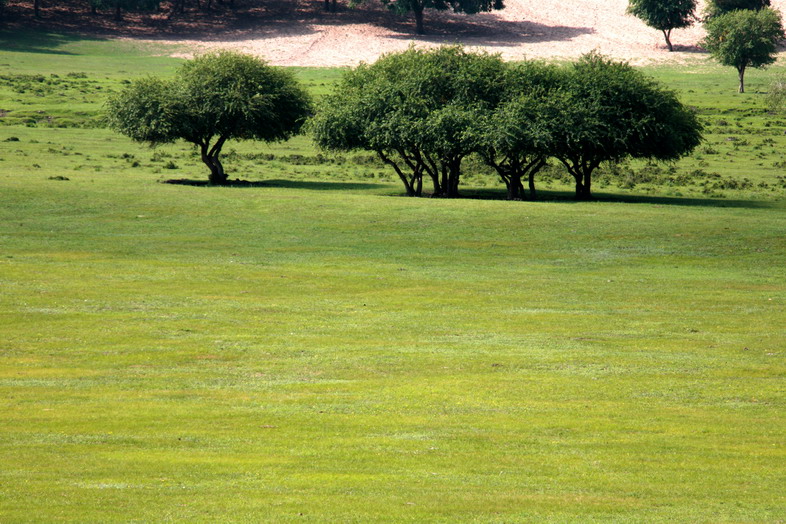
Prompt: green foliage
<box><xmin>705</xmin><ymin>0</ymin><xmax>770</xmax><ymax>17</ymax></box>
<box><xmin>549</xmin><ymin>52</ymin><xmax>703</xmax><ymax>198</ymax></box>
<box><xmin>380</xmin><ymin>0</ymin><xmax>504</xmax><ymax>34</ymax></box>
<box><xmin>702</xmin><ymin>8</ymin><xmax>784</xmax><ymax>93</ymax></box>
<box><xmin>474</xmin><ymin>60</ymin><xmax>564</xmax><ymax>199</ymax></box>
<box><xmin>311</xmin><ymin>46</ymin><xmax>507</xmax><ymax>197</ymax></box>
<box><xmin>626</xmin><ymin>0</ymin><xmax>697</xmax><ymax>51</ymax></box>
<box><xmin>314</xmin><ymin>49</ymin><xmax>702</xmax><ymax>200</ymax></box>
<box><xmin>107</xmin><ymin>52</ymin><xmax>312</xmax><ymax>184</ymax></box>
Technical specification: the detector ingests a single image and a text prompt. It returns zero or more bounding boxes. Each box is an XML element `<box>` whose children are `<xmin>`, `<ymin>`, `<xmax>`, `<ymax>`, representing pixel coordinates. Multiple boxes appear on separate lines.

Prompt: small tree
<box><xmin>380</xmin><ymin>0</ymin><xmax>504</xmax><ymax>35</ymax></box>
<box><xmin>702</xmin><ymin>8</ymin><xmax>784</xmax><ymax>93</ymax></box>
<box><xmin>549</xmin><ymin>52</ymin><xmax>703</xmax><ymax>199</ymax></box>
<box><xmin>627</xmin><ymin>0</ymin><xmax>697</xmax><ymax>51</ymax></box>
<box><xmin>107</xmin><ymin>52</ymin><xmax>312</xmax><ymax>185</ymax></box>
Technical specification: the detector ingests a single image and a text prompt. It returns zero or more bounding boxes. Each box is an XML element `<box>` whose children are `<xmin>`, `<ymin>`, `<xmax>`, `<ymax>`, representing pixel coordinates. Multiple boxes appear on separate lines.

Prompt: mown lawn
<box><xmin>0</xmin><ymin>31</ymin><xmax>784</xmax><ymax>522</ymax></box>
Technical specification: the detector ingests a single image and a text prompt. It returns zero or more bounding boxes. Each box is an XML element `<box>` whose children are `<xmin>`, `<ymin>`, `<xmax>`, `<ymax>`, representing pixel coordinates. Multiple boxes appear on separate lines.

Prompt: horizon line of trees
<box><xmin>310</xmin><ymin>46</ymin><xmax>703</xmax><ymax>200</ymax></box>
<box><xmin>107</xmin><ymin>47</ymin><xmax>704</xmax><ymax>200</ymax></box>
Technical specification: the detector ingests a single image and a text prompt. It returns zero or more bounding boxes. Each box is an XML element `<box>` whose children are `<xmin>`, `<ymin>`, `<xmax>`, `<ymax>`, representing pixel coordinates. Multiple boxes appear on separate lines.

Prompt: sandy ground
<box><xmin>148</xmin><ymin>0</ymin><xmax>786</xmax><ymax>67</ymax></box>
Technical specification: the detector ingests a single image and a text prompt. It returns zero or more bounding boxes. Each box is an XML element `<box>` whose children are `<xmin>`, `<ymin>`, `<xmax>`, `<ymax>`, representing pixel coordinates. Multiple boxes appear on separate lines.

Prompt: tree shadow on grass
<box><xmin>458</xmin><ymin>187</ymin><xmax>781</xmax><ymax>209</ymax></box>
<box><xmin>162</xmin><ymin>178</ymin><xmax>390</xmax><ymax>191</ymax></box>
<box><xmin>163</xmin><ymin>178</ymin><xmax>781</xmax><ymax>209</ymax></box>
<box><xmin>0</xmin><ymin>29</ymin><xmax>105</xmax><ymax>54</ymax></box>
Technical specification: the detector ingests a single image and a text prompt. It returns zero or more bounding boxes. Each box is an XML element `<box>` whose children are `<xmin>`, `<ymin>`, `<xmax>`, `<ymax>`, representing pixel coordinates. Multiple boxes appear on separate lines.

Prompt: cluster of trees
<box><xmin>108</xmin><ymin>48</ymin><xmax>703</xmax><ymax>200</ymax></box>
<box><xmin>310</xmin><ymin>47</ymin><xmax>703</xmax><ymax>200</ymax></box>
<box><xmin>627</xmin><ymin>0</ymin><xmax>783</xmax><ymax>92</ymax></box>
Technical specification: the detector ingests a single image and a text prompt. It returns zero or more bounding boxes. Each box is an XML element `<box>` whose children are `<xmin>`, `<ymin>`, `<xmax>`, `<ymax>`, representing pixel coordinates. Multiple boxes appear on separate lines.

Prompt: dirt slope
<box><xmin>152</xmin><ymin>0</ymin><xmax>786</xmax><ymax>66</ymax></box>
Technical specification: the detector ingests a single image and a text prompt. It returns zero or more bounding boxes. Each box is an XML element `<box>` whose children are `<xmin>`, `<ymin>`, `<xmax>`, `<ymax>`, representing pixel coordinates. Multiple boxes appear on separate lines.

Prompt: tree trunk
<box><xmin>662</xmin><ymin>29</ymin><xmax>673</xmax><ymax>52</ymax></box>
<box><xmin>738</xmin><ymin>67</ymin><xmax>746</xmax><ymax>94</ymax></box>
<box><xmin>201</xmin><ymin>143</ymin><xmax>228</xmax><ymax>185</ymax></box>
<box><xmin>413</xmin><ymin>3</ymin><xmax>424</xmax><ymax>34</ymax></box>
<box><xmin>580</xmin><ymin>171</ymin><xmax>593</xmax><ymax>199</ymax></box>
<box><xmin>507</xmin><ymin>174</ymin><xmax>523</xmax><ymax>200</ymax></box>
<box><xmin>378</xmin><ymin>151</ymin><xmax>416</xmax><ymax>196</ymax></box>
<box><xmin>114</xmin><ymin>1</ymin><xmax>122</xmax><ymax>21</ymax></box>
<box><xmin>445</xmin><ymin>158</ymin><xmax>461</xmax><ymax>198</ymax></box>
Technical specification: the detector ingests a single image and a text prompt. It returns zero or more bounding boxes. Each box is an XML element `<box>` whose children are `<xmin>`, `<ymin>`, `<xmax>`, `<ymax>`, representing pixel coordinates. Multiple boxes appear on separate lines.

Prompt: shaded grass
<box><xmin>1</xmin><ymin>158</ymin><xmax>785</xmax><ymax>521</ymax></box>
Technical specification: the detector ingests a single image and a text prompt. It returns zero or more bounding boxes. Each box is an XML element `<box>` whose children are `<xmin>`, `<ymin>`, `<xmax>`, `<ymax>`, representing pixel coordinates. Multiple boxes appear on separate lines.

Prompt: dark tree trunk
<box><xmin>662</xmin><ymin>29</ymin><xmax>673</xmax><ymax>52</ymax></box>
<box><xmin>508</xmin><ymin>174</ymin><xmax>523</xmax><ymax>200</ymax></box>
<box><xmin>445</xmin><ymin>158</ymin><xmax>461</xmax><ymax>198</ymax></box>
<box><xmin>581</xmin><ymin>171</ymin><xmax>592</xmax><ymax>199</ymax></box>
<box><xmin>413</xmin><ymin>2</ymin><xmax>424</xmax><ymax>34</ymax></box>
<box><xmin>738</xmin><ymin>67</ymin><xmax>746</xmax><ymax>93</ymax></box>
<box><xmin>114</xmin><ymin>1</ymin><xmax>122</xmax><ymax>21</ymax></box>
<box><xmin>378</xmin><ymin>150</ymin><xmax>416</xmax><ymax>196</ymax></box>
<box><xmin>201</xmin><ymin>139</ymin><xmax>229</xmax><ymax>185</ymax></box>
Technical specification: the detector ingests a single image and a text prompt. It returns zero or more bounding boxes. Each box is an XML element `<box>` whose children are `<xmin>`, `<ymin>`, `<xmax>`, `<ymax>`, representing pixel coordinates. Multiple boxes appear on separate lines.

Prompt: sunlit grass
<box><xmin>0</xmin><ymin>31</ymin><xmax>785</xmax><ymax>522</ymax></box>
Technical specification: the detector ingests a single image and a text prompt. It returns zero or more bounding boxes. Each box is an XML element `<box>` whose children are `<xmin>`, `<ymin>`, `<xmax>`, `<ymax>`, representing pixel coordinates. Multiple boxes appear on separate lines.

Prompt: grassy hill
<box><xmin>1</xmin><ymin>31</ymin><xmax>784</xmax><ymax>521</ymax></box>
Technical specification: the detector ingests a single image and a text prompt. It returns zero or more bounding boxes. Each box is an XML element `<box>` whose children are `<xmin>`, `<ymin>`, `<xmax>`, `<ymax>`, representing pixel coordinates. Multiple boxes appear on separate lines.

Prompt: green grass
<box><xmin>1</xmin><ymin>31</ymin><xmax>785</xmax><ymax>522</ymax></box>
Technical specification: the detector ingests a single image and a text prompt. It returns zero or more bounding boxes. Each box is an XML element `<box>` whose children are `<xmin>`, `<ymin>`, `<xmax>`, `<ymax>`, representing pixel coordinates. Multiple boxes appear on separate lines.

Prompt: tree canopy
<box><xmin>472</xmin><ymin>60</ymin><xmax>563</xmax><ymax>199</ymax></box>
<box><xmin>627</xmin><ymin>0</ymin><xmax>697</xmax><ymax>51</ymax></box>
<box><xmin>312</xmin><ymin>48</ymin><xmax>702</xmax><ymax>200</ymax></box>
<box><xmin>310</xmin><ymin>46</ymin><xmax>507</xmax><ymax>197</ymax></box>
<box><xmin>546</xmin><ymin>52</ymin><xmax>703</xmax><ymax>198</ymax></box>
<box><xmin>705</xmin><ymin>0</ymin><xmax>770</xmax><ymax>17</ymax></box>
<box><xmin>702</xmin><ymin>7</ymin><xmax>784</xmax><ymax>93</ymax></box>
<box><xmin>107</xmin><ymin>51</ymin><xmax>312</xmax><ymax>184</ymax></box>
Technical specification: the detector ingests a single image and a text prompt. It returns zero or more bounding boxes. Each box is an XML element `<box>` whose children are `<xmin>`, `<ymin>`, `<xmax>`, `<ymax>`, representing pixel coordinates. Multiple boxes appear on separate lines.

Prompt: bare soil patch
<box><xmin>4</xmin><ymin>0</ymin><xmax>786</xmax><ymax>66</ymax></box>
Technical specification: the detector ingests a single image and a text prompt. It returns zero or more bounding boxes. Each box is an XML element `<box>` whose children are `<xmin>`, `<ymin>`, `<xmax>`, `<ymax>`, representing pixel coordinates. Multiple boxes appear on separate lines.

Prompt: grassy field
<box><xmin>1</xmin><ymin>30</ymin><xmax>785</xmax><ymax>522</ymax></box>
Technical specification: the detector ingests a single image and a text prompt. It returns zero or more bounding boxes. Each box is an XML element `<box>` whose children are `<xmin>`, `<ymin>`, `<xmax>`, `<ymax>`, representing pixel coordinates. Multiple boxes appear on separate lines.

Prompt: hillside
<box><xmin>6</xmin><ymin>0</ymin><xmax>786</xmax><ymax>66</ymax></box>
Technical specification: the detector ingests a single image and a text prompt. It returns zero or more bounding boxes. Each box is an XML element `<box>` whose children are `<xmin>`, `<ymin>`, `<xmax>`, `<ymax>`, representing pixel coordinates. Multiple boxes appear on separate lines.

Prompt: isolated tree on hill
<box><xmin>107</xmin><ymin>52</ymin><xmax>312</xmax><ymax>184</ymax></box>
<box><xmin>627</xmin><ymin>0</ymin><xmax>697</xmax><ymax>51</ymax></box>
<box><xmin>702</xmin><ymin>7</ymin><xmax>784</xmax><ymax>93</ymax></box>
<box><xmin>311</xmin><ymin>46</ymin><xmax>508</xmax><ymax>197</ymax></box>
<box><xmin>549</xmin><ymin>52</ymin><xmax>703</xmax><ymax>199</ymax></box>
<box><xmin>380</xmin><ymin>0</ymin><xmax>504</xmax><ymax>35</ymax></box>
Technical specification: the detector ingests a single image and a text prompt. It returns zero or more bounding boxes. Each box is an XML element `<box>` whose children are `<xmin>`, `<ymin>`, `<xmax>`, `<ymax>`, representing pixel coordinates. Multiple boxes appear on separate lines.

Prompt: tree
<box><xmin>627</xmin><ymin>0</ymin><xmax>697</xmax><ymax>51</ymax></box>
<box><xmin>549</xmin><ymin>52</ymin><xmax>703</xmax><ymax>199</ymax></box>
<box><xmin>702</xmin><ymin>8</ymin><xmax>784</xmax><ymax>93</ymax></box>
<box><xmin>107</xmin><ymin>52</ymin><xmax>312</xmax><ymax>185</ymax></box>
<box><xmin>473</xmin><ymin>61</ymin><xmax>563</xmax><ymax>200</ymax></box>
<box><xmin>310</xmin><ymin>46</ymin><xmax>507</xmax><ymax>197</ymax></box>
<box><xmin>380</xmin><ymin>0</ymin><xmax>504</xmax><ymax>35</ymax></box>
<box><xmin>705</xmin><ymin>0</ymin><xmax>769</xmax><ymax>17</ymax></box>
<box><xmin>87</xmin><ymin>0</ymin><xmax>160</xmax><ymax>20</ymax></box>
